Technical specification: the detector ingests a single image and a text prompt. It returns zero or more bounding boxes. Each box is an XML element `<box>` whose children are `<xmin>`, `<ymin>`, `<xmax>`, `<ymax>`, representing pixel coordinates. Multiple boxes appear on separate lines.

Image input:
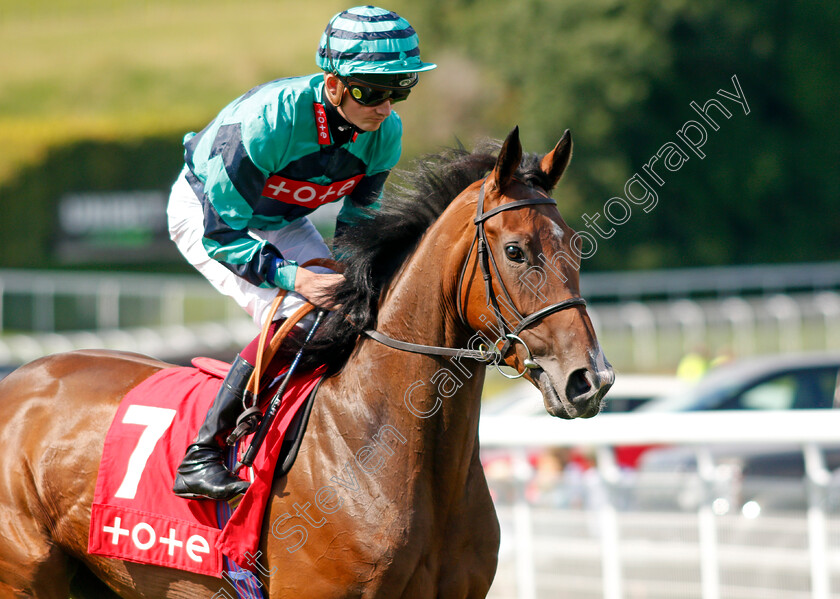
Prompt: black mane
<box><xmin>296</xmin><ymin>139</ymin><xmax>553</xmax><ymax>373</ymax></box>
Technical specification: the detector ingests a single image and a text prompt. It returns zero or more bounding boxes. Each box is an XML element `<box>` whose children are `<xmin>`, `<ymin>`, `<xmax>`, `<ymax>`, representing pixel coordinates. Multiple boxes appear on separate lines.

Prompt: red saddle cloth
<box><xmin>88</xmin><ymin>358</ymin><xmax>325</xmax><ymax>577</ymax></box>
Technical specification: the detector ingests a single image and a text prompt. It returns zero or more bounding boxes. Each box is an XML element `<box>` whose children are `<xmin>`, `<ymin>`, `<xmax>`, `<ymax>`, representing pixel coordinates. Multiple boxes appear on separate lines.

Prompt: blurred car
<box><xmin>631</xmin><ymin>352</ymin><xmax>840</xmax><ymax>513</ymax></box>
<box><xmin>637</xmin><ymin>352</ymin><xmax>840</xmax><ymax>413</ymax></box>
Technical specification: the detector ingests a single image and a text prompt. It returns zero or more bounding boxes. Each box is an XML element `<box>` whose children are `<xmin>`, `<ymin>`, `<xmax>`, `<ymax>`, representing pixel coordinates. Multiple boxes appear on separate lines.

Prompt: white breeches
<box><xmin>167</xmin><ymin>169</ymin><xmax>333</xmax><ymax>328</ymax></box>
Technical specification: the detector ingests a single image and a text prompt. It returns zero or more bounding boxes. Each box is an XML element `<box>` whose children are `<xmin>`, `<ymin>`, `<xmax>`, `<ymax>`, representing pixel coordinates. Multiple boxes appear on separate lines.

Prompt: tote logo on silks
<box><xmin>262</xmin><ymin>174</ymin><xmax>364</xmax><ymax>208</ymax></box>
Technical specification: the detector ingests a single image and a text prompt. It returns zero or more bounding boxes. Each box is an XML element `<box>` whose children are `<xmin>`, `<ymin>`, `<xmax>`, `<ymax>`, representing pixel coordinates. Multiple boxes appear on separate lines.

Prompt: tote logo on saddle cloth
<box><xmin>262</xmin><ymin>174</ymin><xmax>364</xmax><ymax>208</ymax></box>
<box><xmin>88</xmin><ymin>362</ymin><xmax>327</xmax><ymax>578</ymax></box>
<box><xmin>88</xmin><ymin>375</ymin><xmax>228</xmax><ymax>578</ymax></box>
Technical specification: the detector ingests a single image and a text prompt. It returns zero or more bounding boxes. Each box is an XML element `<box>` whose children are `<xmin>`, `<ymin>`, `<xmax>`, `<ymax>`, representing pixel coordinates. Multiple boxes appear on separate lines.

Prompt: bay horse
<box><xmin>0</xmin><ymin>127</ymin><xmax>613</xmax><ymax>599</ymax></box>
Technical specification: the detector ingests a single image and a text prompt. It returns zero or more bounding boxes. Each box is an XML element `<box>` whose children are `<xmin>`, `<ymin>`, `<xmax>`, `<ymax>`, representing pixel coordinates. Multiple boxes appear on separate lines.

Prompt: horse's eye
<box><xmin>505</xmin><ymin>244</ymin><xmax>526</xmax><ymax>263</ymax></box>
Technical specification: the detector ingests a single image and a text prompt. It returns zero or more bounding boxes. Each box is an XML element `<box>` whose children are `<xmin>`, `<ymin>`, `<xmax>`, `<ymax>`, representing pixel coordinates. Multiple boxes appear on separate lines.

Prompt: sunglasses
<box><xmin>339</xmin><ymin>76</ymin><xmax>412</xmax><ymax>106</ymax></box>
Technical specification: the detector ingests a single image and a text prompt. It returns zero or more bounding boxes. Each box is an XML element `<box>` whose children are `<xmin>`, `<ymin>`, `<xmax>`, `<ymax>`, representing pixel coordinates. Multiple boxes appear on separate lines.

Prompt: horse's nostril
<box><xmin>565</xmin><ymin>368</ymin><xmax>592</xmax><ymax>402</ymax></box>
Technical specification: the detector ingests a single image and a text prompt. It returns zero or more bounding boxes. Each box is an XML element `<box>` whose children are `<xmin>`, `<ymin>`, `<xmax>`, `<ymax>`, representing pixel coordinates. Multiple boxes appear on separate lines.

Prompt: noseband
<box><xmin>365</xmin><ymin>177</ymin><xmax>586</xmax><ymax>378</ymax></box>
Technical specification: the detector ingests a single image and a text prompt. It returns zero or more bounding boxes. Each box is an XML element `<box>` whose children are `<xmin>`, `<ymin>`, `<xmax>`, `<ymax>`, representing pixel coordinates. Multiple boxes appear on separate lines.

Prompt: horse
<box><xmin>0</xmin><ymin>127</ymin><xmax>614</xmax><ymax>599</ymax></box>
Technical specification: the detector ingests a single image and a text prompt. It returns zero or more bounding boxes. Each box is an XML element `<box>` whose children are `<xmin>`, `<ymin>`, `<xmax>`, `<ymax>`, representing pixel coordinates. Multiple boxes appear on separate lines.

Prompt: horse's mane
<box><xmin>295</xmin><ymin>139</ymin><xmax>554</xmax><ymax>373</ymax></box>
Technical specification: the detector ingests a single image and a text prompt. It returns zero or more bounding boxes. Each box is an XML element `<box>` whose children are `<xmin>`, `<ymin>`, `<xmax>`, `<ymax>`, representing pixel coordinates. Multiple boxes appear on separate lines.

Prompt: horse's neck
<box><xmin>325</xmin><ymin>211</ymin><xmax>485</xmax><ymax>502</ymax></box>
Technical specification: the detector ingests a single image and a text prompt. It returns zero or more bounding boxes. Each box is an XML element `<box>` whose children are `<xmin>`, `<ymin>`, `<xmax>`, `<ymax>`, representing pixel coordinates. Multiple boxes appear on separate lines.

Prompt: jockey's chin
<box><xmin>354</xmin><ymin>117</ymin><xmax>388</xmax><ymax>132</ymax></box>
<box><xmin>344</xmin><ymin>111</ymin><xmax>388</xmax><ymax>132</ymax></box>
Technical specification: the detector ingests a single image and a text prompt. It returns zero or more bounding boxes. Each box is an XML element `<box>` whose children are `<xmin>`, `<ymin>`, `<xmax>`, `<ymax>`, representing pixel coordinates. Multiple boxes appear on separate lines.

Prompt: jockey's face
<box><xmin>323</xmin><ymin>73</ymin><xmax>395</xmax><ymax>133</ymax></box>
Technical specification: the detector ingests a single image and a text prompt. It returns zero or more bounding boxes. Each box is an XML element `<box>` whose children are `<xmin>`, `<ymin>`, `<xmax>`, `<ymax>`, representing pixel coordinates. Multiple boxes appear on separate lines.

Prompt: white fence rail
<box><xmin>479</xmin><ymin>411</ymin><xmax>840</xmax><ymax>599</ymax></box>
<box><xmin>579</xmin><ymin>262</ymin><xmax>840</xmax><ymax>303</ymax></box>
<box><xmin>589</xmin><ymin>291</ymin><xmax>840</xmax><ymax>372</ymax></box>
<box><xmin>0</xmin><ymin>269</ymin><xmax>235</xmax><ymax>333</ymax></box>
<box><xmin>0</xmin><ymin>264</ymin><xmax>838</xmax><ymax>369</ymax></box>
<box><xmin>0</xmin><ymin>269</ymin><xmax>254</xmax><ymax>364</ymax></box>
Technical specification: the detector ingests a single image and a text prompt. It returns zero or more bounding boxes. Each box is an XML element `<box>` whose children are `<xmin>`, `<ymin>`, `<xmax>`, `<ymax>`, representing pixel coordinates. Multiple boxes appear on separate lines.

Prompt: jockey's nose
<box><xmin>375</xmin><ymin>100</ymin><xmax>393</xmax><ymax>116</ymax></box>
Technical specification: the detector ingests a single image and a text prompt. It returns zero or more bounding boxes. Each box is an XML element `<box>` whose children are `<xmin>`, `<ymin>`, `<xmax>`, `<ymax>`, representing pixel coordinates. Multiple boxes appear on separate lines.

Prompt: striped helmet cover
<box><xmin>316</xmin><ymin>6</ymin><xmax>437</xmax><ymax>76</ymax></box>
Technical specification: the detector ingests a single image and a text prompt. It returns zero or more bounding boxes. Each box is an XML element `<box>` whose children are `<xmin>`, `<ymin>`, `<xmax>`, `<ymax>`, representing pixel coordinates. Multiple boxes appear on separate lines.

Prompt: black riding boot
<box><xmin>173</xmin><ymin>355</ymin><xmax>254</xmax><ymax>500</ymax></box>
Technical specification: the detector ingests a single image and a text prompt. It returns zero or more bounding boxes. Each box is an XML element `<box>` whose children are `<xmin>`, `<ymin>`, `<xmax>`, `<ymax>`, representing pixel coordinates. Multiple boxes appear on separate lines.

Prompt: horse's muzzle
<box><xmin>534</xmin><ymin>352</ymin><xmax>615</xmax><ymax>419</ymax></box>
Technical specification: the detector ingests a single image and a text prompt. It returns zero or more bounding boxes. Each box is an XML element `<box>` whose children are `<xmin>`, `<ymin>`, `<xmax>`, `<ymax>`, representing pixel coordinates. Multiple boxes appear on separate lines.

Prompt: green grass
<box><xmin>0</xmin><ymin>0</ymin><xmax>486</xmax><ymax>187</ymax></box>
<box><xmin>0</xmin><ymin>0</ymin><xmax>349</xmax><ymax>182</ymax></box>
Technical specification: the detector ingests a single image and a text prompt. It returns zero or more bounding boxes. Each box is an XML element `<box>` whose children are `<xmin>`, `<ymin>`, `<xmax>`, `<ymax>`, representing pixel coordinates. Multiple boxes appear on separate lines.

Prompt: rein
<box><xmin>365</xmin><ymin>177</ymin><xmax>586</xmax><ymax>378</ymax></box>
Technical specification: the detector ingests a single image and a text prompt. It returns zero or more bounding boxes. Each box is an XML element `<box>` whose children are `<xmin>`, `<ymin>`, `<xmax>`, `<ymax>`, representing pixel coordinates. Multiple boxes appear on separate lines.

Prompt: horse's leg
<box><xmin>0</xmin><ymin>513</ymin><xmax>72</xmax><ymax>598</ymax></box>
<box><xmin>78</xmin><ymin>558</ymin><xmax>228</xmax><ymax>599</ymax></box>
<box><xmin>67</xmin><ymin>562</ymin><xmax>123</xmax><ymax>599</ymax></box>
<box><xmin>437</xmin><ymin>443</ymin><xmax>500</xmax><ymax>599</ymax></box>
<box><xmin>0</xmin><ymin>358</ymin><xmax>83</xmax><ymax>599</ymax></box>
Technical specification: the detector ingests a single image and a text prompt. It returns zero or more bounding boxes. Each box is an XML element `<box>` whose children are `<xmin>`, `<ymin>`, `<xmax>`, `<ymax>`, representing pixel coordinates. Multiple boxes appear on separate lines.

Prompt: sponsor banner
<box><xmin>56</xmin><ymin>191</ymin><xmax>176</xmax><ymax>263</ymax></box>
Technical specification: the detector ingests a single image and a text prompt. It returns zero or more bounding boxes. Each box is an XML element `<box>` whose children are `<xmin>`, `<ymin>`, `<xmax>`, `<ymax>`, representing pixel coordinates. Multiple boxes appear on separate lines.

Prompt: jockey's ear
<box><xmin>491</xmin><ymin>126</ymin><xmax>523</xmax><ymax>192</ymax></box>
<box><xmin>323</xmin><ymin>73</ymin><xmax>344</xmax><ymax>107</ymax></box>
<box><xmin>540</xmin><ymin>129</ymin><xmax>573</xmax><ymax>191</ymax></box>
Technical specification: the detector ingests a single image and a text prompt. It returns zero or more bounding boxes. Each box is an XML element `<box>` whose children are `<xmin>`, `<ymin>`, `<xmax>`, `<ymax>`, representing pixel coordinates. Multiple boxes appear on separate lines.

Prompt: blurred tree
<box><xmin>397</xmin><ymin>0</ymin><xmax>840</xmax><ymax>270</ymax></box>
<box><xmin>2</xmin><ymin>1</ymin><xmax>836</xmax><ymax>272</ymax></box>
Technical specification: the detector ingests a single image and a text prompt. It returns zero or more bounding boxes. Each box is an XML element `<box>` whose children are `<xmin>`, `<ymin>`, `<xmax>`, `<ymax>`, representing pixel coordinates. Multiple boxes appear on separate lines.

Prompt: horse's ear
<box><xmin>540</xmin><ymin>129</ymin><xmax>573</xmax><ymax>191</ymax></box>
<box><xmin>491</xmin><ymin>126</ymin><xmax>523</xmax><ymax>191</ymax></box>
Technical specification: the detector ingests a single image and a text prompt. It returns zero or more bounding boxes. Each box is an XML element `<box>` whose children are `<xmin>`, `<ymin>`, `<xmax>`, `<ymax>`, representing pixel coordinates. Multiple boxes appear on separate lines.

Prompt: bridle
<box><xmin>365</xmin><ymin>177</ymin><xmax>586</xmax><ymax>378</ymax></box>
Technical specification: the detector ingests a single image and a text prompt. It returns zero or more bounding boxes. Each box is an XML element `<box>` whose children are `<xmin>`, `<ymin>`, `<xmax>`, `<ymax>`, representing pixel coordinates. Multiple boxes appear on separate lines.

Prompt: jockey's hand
<box><xmin>293</xmin><ymin>268</ymin><xmax>345</xmax><ymax>310</ymax></box>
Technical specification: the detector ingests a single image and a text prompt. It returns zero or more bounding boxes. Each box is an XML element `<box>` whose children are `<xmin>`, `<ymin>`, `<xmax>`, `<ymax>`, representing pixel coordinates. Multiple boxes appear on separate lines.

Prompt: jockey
<box><xmin>168</xmin><ymin>6</ymin><xmax>435</xmax><ymax>501</ymax></box>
